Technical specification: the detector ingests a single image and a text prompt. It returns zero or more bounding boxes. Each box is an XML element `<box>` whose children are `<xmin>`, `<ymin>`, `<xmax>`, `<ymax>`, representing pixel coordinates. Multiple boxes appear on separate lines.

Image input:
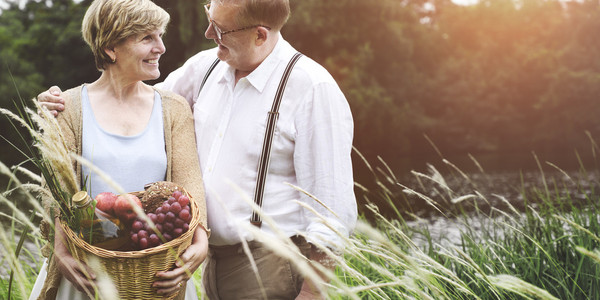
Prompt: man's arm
<box><xmin>39</xmin><ymin>48</ymin><xmax>218</xmax><ymax>113</ymax></box>
<box><xmin>294</xmin><ymin>81</ymin><xmax>357</xmax><ymax>250</ymax></box>
<box><xmin>294</xmin><ymin>80</ymin><xmax>357</xmax><ymax>299</ymax></box>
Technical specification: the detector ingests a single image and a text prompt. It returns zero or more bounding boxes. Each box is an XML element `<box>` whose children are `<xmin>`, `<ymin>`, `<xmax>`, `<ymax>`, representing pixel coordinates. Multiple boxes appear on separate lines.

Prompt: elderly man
<box><xmin>39</xmin><ymin>0</ymin><xmax>357</xmax><ymax>299</ymax></box>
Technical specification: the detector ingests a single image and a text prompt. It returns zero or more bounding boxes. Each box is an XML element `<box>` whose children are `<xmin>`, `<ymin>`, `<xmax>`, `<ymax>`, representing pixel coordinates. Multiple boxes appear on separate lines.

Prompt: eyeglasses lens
<box><xmin>204</xmin><ymin>4</ymin><xmax>222</xmax><ymax>41</ymax></box>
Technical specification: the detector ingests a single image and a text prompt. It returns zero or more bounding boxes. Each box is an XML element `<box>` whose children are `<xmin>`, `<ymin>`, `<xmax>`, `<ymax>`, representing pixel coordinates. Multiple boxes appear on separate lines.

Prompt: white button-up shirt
<box><xmin>158</xmin><ymin>36</ymin><xmax>356</xmax><ymax>249</ymax></box>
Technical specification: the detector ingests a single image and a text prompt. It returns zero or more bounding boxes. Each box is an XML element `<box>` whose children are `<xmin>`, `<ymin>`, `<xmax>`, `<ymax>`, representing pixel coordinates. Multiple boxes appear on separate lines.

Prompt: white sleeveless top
<box><xmin>81</xmin><ymin>85</ymin><xmax>167</xmax><ymax>198</ymax></box>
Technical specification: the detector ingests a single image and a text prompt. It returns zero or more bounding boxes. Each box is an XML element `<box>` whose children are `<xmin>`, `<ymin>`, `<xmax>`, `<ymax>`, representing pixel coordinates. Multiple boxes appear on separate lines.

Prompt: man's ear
<box><xmin>255</xmin><ymin>26</ymin><xmax>269</xmax><ymax>46</ymax></box>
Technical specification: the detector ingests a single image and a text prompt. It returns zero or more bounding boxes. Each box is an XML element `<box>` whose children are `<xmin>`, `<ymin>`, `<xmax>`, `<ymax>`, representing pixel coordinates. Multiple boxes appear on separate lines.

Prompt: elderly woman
<box><xmin>28</xmin><ymin>0</ymin><xmax>209</xmax><ymax>299</ymax></box>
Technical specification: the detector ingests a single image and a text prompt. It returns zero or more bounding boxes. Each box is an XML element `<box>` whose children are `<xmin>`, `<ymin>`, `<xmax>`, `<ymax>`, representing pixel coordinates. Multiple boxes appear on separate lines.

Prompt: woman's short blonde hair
<box><xmin>82</xmin><ymin>0</ymin><xmax>170</xmax><ymax>71</ymax></box>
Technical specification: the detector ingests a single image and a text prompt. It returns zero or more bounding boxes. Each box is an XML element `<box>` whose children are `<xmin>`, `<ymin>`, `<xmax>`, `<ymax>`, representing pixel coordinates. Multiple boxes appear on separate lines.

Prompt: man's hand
<box><xmin>153</xmin><ymin>227</ymin><xmax>208</xmax><ymax>295</ymax></box>
<box><xmin>37</xmin><ymin>86</ymin><xmax>64</xmax><ymax>116</ymax></box>
<box><xmin>295</xmin><ymin>245</ymin><xmax>336</xmax><ymax>300</ymax></box>
<box><xmin>54</xmin><ymin>218</ymin><xmax>97</xmax><ymax>295</ymax></box>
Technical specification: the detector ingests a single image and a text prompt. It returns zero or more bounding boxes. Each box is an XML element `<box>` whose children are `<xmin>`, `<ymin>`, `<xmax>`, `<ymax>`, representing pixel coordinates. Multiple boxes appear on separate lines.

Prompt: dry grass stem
<box><xmin>489</xmin><ymin>274</ymin><xmax>560</xmax><ymax>300</ymax></box>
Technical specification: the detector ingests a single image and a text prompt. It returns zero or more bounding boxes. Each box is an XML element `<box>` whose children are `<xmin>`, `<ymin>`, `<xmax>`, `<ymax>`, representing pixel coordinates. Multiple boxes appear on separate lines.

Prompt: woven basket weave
<box><xmin>61</xmin><ymin>189</ymin><xmax>200</xmax><ymax>299</ymax></box>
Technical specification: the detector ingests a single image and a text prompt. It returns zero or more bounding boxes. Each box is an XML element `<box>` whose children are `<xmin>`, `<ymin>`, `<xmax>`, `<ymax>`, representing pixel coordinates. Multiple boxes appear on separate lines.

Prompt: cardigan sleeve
<box><xmin>39</xmin><ymin>86</ymin><xmax>82</xmax><ymax>253</ymax></box>
<box><xmin>161</xmin><ymin>90</ymin><xmax>209</xmax><ymax>233</ymax></box>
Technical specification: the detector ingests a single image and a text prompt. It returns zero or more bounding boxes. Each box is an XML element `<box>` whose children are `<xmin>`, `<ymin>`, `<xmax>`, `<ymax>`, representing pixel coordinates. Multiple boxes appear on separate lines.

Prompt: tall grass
<box><xmin>2</xmin><ymin>103</ymin><xmax>600</xmax><ymax>299</ymax></box>
<box><xmin>323</xmin><ymin>151</ymin><xmax>599</xmax><ymax>299</ymax></box>
<box><xmin>3</xmin><ymin>151</ymin><xmax>600</xmax><ymax>299</ymax></box>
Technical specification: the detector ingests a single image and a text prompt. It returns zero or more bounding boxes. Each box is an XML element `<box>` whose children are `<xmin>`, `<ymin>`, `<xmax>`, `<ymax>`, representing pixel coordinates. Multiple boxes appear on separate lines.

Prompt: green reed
<box><xmin>331</xmin><ymin>150</ymin><xmax>600</xmax><ymax>299</ymax></box>
<box><xmin>2</xmin><ymin>146</ymin><xmax>600</xmax><ymax>299</ymax></box>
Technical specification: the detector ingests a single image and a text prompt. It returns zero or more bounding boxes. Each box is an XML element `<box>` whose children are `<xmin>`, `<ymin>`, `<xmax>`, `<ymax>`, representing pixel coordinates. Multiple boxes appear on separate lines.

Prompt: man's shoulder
<box><xmin>277</xmin><ymin>43</ymin><xmax>337</xmax><ymax>86</ymax></box>
<box><xmin>280</xmin><ymin>53</ymin><xmax>340</xmax><ymax>97</ymax></box>
<box><xmin>182</xmin><ymin>47</ymin><xmax>220</xmax><ymax>68</ymax></box>
<box><xmin>293</xmin><ymin>55</ymin><xmax>336</xmax><ymax>84</ymax></box>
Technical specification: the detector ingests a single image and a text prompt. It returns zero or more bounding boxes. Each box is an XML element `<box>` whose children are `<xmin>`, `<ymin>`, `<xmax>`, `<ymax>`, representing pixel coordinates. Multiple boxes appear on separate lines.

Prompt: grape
<box><xmin>170</xmin><ymin>202</ymin><xmax>182</xmax><ymax>214</ymax></box>
<box><xmin>172</xmin><ymin>190</ymin><xmax>182</xmax><ymax>200</ymax></box>
<box><xmin>157</xmin><ymin>213</ymin><xmax>166</xmax><ymax>224</ymax></box>
<box><xmin>121</xmin><ymin>191</ymin><xmax>195</xmax><ymax>249</ymax></box>
<box><xmin>178</xmin><ymin>195</ymin><xmax>190</xmax><ymax>207</ymax></box>
<box><xmin>131</xmin><ymin>233</ymin><xmax>139</xmax><ymax>244</ymax></box>
<box><xmin>173</xmin><ymin>228</ymin><xmax>183</xmax><ymax>237</ymax></box>
<box><xmin>174</xmin><ymin>218</ymin><xmax>185</xmax><ymax>228</ymax></box>
<box><xmin>161</xmin><ymin>203</ymin><xmax>170</xmax><ymax>213</ymax></box>
<box><xmin>144</xmin><ymin>222</ymin><xmax>153</xmax><ymax>232</ymax></box>
<box><xmin>179</xmin><ymin>209</ymin><xmax>190</xmax><ymax>223</ymax></box>
<box><xmin>132</xmin><ymin>220</ymin><xmax>144</xmax><ymax>232</ymax></box>
<box><xmin>139</xmin><ymin>238</ymin><xmax>148</xmax><ymax>249</ymax></box>
<box><xmin>149</xmin><ymin>234</ymin><xmax>160</xmax><ymax>246</ymax></box>
<box><xmin>166</xmin><ymin>212</ymin><xmax>176</xmax><ymax>222</ymax></box>
<box><xmin>148</xmin><ymin>213</ymin><xmax>157</xmax><ymax>223</ymax></box>
<box><xmin>138</xmin><ymin>230</ymin><xmax>148</xmax><ymax>240</ymax></box>
<box><xmin>164</xmin><ymin>222</ymin><xmax>174</xmax><ymax>233</ymax></box>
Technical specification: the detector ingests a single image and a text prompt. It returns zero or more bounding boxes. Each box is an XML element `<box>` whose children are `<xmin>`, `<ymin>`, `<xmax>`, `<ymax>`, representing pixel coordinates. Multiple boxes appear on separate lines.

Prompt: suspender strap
<box><xmin>251</xmin><ymin>52</ymin><xmax>303</xmax><ymax>227</ymax></box>
<box><xmin>199</xmin><ymin>58</ymin><xmax>220</xmax><ymax>95</ymax></box>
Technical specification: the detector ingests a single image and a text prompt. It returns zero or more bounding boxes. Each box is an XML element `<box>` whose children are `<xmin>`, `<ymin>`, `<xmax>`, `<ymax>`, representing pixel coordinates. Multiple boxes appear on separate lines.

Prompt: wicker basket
<box><xmin>61</xmin><ymin>189</ymin><xmax>201</xmax><ymax>299</ymax></box>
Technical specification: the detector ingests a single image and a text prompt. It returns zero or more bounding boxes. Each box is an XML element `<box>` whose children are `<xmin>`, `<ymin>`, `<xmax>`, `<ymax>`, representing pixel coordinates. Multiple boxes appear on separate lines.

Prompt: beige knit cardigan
<box><xmin>37</xmin><ymin>84</ymin><xmax>208</xmax><ymax>299</ymax></box>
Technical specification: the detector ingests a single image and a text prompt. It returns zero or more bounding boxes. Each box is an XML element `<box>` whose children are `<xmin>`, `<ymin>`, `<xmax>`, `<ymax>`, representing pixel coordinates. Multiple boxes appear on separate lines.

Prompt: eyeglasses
<box><xmin>204</xmin><ymin>4</ymin><xmax>271</xmax><ymax>42</ymax></box>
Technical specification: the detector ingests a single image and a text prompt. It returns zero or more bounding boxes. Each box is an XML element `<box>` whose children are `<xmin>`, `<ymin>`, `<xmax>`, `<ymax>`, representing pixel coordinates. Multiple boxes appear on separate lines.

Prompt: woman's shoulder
<box><xmin>56</xmin><ymin>85</ymin><xmax>85</xmax><ymax>121</ymax></box>
<box><xmin>61</xmin><ymin>85</ymin><xmax>85</xmax><ymax>107</ymax></box>
<box><xmin>154</xmin><ymin>87</ymin><xmax>191</xmax><ymax>112</ymax></box>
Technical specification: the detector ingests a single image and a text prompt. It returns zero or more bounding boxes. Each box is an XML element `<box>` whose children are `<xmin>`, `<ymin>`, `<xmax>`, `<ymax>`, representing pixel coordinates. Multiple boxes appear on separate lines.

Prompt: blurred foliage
<box><xmin>2</xmin><ymin>0</ymin><xmax>600</xmax><ymax>176</ymax></box>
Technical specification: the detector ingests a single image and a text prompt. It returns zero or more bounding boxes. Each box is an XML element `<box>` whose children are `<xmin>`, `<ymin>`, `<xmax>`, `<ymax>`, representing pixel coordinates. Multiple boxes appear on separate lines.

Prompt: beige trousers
<box><xmin>202</xmin><ymin>236</ymin><xmax>311</xmax><ymax>300</ymax></box>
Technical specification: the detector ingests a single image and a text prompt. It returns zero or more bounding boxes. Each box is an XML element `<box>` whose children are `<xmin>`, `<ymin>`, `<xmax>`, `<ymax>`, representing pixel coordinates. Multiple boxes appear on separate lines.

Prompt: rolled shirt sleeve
<box><xmin>294</xmin><ymin>81</ymin><xmax>357</xmax><ymax>251</ymax></box>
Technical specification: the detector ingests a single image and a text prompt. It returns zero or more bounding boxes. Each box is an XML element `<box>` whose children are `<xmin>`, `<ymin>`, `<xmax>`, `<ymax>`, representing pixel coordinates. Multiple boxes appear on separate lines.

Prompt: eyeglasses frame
<box><xmin>204</xmin><ymin>4</ymin><xmax>271</xmax><ymax>42</ymax></box>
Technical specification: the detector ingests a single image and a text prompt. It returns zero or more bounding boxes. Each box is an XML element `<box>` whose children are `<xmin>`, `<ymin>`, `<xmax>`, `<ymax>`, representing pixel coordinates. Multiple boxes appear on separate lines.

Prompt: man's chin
<box><xmin>216</xmin><ymin>46</ymin><xmax>229</xmax><ymax>61</ymax></box>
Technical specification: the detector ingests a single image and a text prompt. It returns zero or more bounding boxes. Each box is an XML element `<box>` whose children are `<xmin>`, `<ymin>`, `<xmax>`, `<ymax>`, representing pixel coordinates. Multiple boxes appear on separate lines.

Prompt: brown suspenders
<box><xmin>198</xmin><ymin>52</ymin><xmax>304</xmax><ymax>227</ymax></box>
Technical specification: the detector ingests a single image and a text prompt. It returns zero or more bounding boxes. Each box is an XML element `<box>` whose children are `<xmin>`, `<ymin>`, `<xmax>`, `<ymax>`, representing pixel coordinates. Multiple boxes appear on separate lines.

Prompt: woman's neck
<box><xmin>88</xmin><ymin>70</ymin><xmax>152</xmax><ymax>102</ymax></box>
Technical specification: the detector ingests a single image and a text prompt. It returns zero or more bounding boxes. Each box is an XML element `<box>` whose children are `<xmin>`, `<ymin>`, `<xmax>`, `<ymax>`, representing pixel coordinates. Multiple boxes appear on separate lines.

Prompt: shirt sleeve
<box><xmin>294</xmin><ymin>81</ymin><xmax>357</xmax><ymax>252</ymax></box>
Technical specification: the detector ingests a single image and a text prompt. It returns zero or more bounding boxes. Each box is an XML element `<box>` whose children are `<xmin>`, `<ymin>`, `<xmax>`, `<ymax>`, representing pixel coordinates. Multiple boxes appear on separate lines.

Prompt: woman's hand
<box><xmin>153</xmin><ymin>227</ymin><xmax>208</xmax><ymax>295</ymax></box>
<box><xmin>53</xmin><ymin>218</ymin><xmax>97</xmax><ymax>295</ymax></box>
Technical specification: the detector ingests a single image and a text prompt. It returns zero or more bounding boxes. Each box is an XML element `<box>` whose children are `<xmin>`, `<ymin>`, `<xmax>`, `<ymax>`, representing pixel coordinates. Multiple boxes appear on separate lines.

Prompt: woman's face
<box><xmin>111</xmin><ymin>29</ymin><xmax>166</xmax><ymax>82</ymax></box>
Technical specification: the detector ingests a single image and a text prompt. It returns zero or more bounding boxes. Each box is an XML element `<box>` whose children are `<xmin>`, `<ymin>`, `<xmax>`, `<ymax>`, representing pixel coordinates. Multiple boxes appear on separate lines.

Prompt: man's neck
<box><xmin>234</xmin><ymin>33</ymin><xmax>280</xmax><ymax>85</ymax></box>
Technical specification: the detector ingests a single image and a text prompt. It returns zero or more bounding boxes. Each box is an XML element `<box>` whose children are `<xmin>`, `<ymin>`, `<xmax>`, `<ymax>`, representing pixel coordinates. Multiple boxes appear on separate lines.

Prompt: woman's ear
<box><xmin>104</xmin><ymin>47</ymin><xmax>116</xmax><ymax>63</ymax></box>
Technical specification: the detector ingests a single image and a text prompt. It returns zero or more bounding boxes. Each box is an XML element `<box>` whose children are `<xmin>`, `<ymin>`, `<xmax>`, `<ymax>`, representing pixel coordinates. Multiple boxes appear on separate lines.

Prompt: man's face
<box><xmin>204</xmin><ymin>2</ymin><xmax>256</xmax><ymax>72</ymax></box>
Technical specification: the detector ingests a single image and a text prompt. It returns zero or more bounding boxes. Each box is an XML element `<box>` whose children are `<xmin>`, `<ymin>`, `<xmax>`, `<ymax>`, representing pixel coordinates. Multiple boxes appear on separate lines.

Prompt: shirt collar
<box><xmin>220</xmin><ymin>33</ymin><xmax>289</xmax><ymax>93</ymax></box>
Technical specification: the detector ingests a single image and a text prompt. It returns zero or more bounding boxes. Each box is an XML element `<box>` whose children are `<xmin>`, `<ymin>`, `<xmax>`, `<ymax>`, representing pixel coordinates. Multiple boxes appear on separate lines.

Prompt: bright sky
<box><xmin>452</xmin><ymin>0</ymin><xmax>479</xmax><ymax>5</ymax></box>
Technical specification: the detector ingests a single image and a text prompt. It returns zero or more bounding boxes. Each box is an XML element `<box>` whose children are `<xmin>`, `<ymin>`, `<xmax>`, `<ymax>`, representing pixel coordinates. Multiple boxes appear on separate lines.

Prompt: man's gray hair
<box><xmin>215</xmin><ymin>0</ymin><xmax>290</xmax><ymax>31</ymax></box>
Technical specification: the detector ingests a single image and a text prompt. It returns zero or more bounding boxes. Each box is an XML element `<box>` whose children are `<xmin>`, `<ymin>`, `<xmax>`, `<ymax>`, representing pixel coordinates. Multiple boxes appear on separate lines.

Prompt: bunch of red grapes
<box><xmin>129</xmin><ymin>190</ymin><xmax>192</xmax><ymax>250</ymax></box>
